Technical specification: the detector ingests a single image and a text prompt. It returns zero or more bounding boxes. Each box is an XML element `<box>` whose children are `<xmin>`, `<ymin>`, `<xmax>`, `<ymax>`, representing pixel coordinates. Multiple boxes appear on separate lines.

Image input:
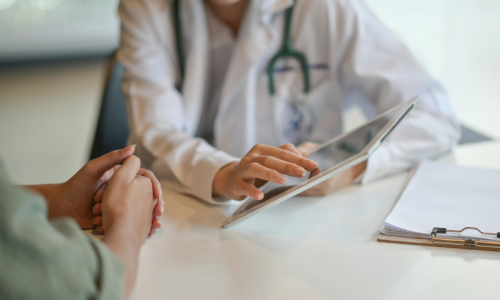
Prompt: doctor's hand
<box><xmin>212</xmin><ymin>143</ymin><xmax>319</xmax><ymax>201</ymax></box>
<box><xmin>296</xmin><ymin>142</ymin><xmax>367</xmax><ymax>196</ymax></box>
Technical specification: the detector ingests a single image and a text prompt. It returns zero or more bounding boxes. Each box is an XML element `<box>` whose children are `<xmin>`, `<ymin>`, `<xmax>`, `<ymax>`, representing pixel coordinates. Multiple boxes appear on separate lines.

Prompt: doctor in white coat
<box><xmin>117</xmin><ymin>0</ymin><xmax>460</xmax><ymax>204</ymax></box>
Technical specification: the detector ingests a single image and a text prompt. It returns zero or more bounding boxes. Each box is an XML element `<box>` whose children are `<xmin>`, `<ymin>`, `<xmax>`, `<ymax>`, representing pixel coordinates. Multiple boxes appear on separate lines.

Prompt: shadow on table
<box><xmin>165</xmin><ymin>188</ymin><xmax>329</xmax><ymax>253</ymax></box>
<box><xmin>428</xmin><ymin>247</ymin><xmax>500</xmax><ymax>262</ymax></box>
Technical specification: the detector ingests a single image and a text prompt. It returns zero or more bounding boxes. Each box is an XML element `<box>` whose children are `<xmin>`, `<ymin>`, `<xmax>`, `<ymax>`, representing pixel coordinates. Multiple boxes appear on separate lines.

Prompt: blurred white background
<box><xmin>0</xmin><ymin>0</ymin><xmax>119</xmax><ymax>60</ymax></box>
<box><xmin>0</xmin><ymin>0</ymin><xmax>499</xmax><ymax>184</ymax></box>
<box><xmin>364</xmin><ymin>0</ymin><xmax>500</xmax><ymax>139</ymax></box>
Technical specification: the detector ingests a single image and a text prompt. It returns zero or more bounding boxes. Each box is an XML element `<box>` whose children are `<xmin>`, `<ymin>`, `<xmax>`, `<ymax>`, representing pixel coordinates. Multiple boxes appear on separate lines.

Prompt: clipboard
<box><xmin>378</xmin><ymin>227</ymin><xmax>500</xmax><ymax>252</ymax></box>
<box><xmin>376</xmin><ymin>161</ymin><xmax>500</xmax><ymax>253</ymax></box>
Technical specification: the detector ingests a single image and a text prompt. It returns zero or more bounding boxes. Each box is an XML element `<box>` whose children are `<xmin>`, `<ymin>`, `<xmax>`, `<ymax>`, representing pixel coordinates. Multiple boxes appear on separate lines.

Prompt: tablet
<box><xmin>221</xmin><ymin>96</ymin><xmax>419</xmax><ymax>228</ymax></box>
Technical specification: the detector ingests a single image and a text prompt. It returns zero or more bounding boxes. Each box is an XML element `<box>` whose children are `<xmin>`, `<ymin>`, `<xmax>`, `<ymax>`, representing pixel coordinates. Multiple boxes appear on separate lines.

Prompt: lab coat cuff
<box><xmin>362</xmin><ymin>145</ymin><xmax>392</xmax><ymax>184</ymax></box>
<box><xmin>352</xmin><ymin>170</ymin><xmax>366</xmax><ymax>184</ymax></box>
<box><xmin>198</xmin><ymin>154</ymin><xmax>240</xmax><ymax>205</ymax></box>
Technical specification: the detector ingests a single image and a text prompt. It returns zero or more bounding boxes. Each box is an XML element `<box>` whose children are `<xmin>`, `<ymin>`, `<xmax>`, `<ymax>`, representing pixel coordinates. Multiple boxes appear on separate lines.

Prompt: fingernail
<box><xmin>161</xmin><ymin>204</ymin><xmax>165</xmax><ymax>214</ymax></box>
<box><xmin>308</xmin><ymin>161</ymin><xmax>318</xmax><ymax>170</ymax></box>
<box><xmin>276</xmin><ymin>174</ymin><xmax>286</xmax><ymax>184</ymax></box>
<box><xmin>96</xmin><ymin>226</ymin><xmax>102</xmax><ymax>233</ymax></box>
<box><xmin>93</xmin><ymin>218</ymin><xmax>98</xmax><ymax>225</ymax></box>
<box><xmin>295</xmin><ymin>167</ymin><xmax>306</xmax><ymax>177</ymax></box>
<box><xmin>121</xmin><ymin>144</ymin><xmax>136</xmax><ymax>153</ymax></box>
<box><xmin>158</xmin><ymin>218</ymin><xmax>162</xmax><ymax>225</ymax></box>
<box><xmin>92</xmin><ymin>206</ymin><xmax>97</xmax><ymax>214</ymax></box>
<box><xmin>256</xmin><ymin>192</ymin><xmax>263</xmax><ymax>200</ymax></box>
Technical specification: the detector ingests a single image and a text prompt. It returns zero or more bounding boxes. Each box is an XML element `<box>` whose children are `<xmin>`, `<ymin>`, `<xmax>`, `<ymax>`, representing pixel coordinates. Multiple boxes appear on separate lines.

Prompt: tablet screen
<box><xmin>235</xmin><ymin>106</ymin><xmax>401</xmax><ymax>213</ymax></box>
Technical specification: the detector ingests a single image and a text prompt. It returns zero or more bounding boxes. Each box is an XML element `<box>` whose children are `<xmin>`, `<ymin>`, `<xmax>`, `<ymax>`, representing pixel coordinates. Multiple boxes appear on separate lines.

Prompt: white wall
<box><xmin>363</xmin><ymin>0</ymin><xmax>500</xmax><ymax>138</ymax></box>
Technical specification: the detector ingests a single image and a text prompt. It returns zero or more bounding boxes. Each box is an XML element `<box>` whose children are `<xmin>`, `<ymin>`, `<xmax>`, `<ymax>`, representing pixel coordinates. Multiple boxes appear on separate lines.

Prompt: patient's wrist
<box><xmin>24</xmin><ymin>183</ymin><xmax>64</xmax><ymax>210</ymax></box>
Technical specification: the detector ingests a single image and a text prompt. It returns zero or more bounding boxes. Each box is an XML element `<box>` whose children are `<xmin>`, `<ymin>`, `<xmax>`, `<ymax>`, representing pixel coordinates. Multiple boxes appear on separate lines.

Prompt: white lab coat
<box><xmin>117</xmin><ymin>0</ymin><xmax>460</xmax><ymax>203</ymax></box>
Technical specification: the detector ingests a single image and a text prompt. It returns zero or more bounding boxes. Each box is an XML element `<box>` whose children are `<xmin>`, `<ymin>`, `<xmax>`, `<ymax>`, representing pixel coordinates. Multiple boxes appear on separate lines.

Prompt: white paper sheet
<box><xmin>381</xmin><ymin>161</ymin><xmax>500</xmax><ymax>241</ymax></box>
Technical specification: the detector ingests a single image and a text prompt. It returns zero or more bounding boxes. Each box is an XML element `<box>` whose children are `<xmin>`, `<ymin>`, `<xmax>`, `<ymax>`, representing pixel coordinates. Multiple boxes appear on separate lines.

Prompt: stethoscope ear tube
<box><xmin>267</xmin><ymin>0</ymin><xmax>310</xmax><ymax>96</ymax></box>
<box><xmin>172</xmin><ymin>0</ymin><xmax>185</xmax><ymax>91</ymax></box>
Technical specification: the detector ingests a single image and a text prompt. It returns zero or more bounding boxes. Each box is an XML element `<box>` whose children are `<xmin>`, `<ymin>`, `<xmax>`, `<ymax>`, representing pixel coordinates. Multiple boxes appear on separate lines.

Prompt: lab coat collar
<box><xmin>215</xmin><ymin>0</ymin><xmax>291</xmax><ymax>153</ymax></box>
<box><xmin>181</xmin><ymin>0</ymin><xmax>210</xmax><ymax>136</ymax></box>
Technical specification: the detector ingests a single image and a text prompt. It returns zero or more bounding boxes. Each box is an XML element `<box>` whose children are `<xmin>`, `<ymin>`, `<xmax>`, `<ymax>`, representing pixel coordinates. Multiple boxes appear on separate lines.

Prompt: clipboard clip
<box><xmin>431</xmin><ymin>227</ymin><xmax>500</xmax><ymax>249</ymax></box>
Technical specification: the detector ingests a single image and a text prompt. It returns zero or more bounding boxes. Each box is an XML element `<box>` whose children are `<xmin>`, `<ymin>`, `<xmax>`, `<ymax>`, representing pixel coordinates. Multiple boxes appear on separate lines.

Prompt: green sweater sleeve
<box><xmin>0</xmin><ymin>162</ymin><xmax>125</xmax><ymax>300</ymax></box>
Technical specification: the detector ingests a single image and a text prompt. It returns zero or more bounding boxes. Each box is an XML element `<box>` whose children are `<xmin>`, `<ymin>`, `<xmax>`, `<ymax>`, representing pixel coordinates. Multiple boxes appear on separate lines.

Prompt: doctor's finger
<box><xmin>237</xmin><ymin>181</ymin><xmax>263</xmax><ymax>201</ymax></box>
<box><xmin>278</xmin><ymin>143</ymin><xmax>302</xmax><ymax>156</ymax></box>
<box><xmin>257</xmin><ymin>146</ymin><xmax>318</xmax><ymax>171</ymax></box>
<box><xmin>252</xmin><ymin>156</ymin><xmax>307</xmax><ymax>178</ymax></box>
<box><xmin>262</xmin><ymin>147</ymin><xmax>318</xmax><ymax>171</ymax></box>
<box><xmin>241</xmin><ymin>162</ymin><xmax>287</xmax><ymax>184</ymax></box>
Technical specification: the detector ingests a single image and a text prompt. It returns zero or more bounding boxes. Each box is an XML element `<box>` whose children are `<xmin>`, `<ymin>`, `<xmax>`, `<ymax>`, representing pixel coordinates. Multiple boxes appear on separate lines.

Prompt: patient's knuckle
<box><xmin>137</xmin><ymin>175</ymin><xmax>152</xmax><ymax>186</ymax></box>
<box><xmin>129</xmin><ymin>155</ymin><xmax>141</xmax><ymax>165</ymax></box>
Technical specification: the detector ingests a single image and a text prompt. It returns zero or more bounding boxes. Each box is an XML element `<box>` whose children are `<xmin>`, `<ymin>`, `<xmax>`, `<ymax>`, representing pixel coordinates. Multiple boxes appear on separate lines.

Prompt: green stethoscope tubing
<box><xmin>172</xmin><ymin>0</ymin><xmax>185</xmax><ymax>89</ymax></box>
<box><xmin>267</xmin><ymin>0</ymin><xmax>310</xmax><ymax>95</ymax></box>
<box><xmin>172</xmin><ymin>0</ymin><xmax>311</xmax><ymax>145</ymax></box>
<box><xmin>172</xmin><ymin>0</ymin><xmax>311</xmax><ymax>95</ymax></box>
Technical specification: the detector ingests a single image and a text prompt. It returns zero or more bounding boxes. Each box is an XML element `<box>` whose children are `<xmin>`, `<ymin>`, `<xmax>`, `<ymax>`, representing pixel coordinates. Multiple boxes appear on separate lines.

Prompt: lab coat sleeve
<box><xmin>330</xmin><ymin>0</ymin><xmax>461</xmax><ymax>182</ymax></box>
<box><xmin>0</xmin><ymin>163</ymin><xmax>125</xmax><ymax>300</ymax></box>
<box><xmin>117</xmin><ymin>0</ymin><xmax>239</xmax><ymax>203</ymax></box>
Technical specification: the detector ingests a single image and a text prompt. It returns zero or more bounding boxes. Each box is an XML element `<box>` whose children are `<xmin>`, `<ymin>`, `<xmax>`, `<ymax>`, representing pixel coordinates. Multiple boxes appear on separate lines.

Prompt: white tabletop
<box><xmin>132</xmin><ymin>141</ymin><xmax>500</xmax><ymax>300</ymax></box>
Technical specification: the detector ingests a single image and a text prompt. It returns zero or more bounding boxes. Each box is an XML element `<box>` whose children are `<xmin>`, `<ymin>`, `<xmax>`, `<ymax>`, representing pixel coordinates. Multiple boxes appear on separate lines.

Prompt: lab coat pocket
<box><xmin>305</xmin><ymin>80</ymin><xmax>342</xmax><ymax>143</ymax></box>
<box><xmin>273</xmin><ymin>80</ymin><xmax>335</xmax><ymax>146</ymax></box>
<box><xmin>271</xmin><ymin>92</ymin><xmax>310</xmax><ymax>146</ymax></box>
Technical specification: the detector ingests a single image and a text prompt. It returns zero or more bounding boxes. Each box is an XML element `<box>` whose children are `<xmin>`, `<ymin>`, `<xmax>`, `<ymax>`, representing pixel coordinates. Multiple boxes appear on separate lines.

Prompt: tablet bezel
<box><xmin>221</xmin><ymin>96</ymin><xmax>419</xmax><ymax>228</ymax></box>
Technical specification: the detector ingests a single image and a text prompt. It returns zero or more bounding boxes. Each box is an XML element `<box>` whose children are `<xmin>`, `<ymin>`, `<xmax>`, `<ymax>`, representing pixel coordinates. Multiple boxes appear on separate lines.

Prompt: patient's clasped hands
<box><xmin>35</xmin><ymin>145</ymin><xmax>164</xmax><ymax>235</ymax></box>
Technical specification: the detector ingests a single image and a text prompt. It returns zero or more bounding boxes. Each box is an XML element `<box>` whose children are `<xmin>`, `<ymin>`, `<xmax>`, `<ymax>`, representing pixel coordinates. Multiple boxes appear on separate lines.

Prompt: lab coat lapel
<box><xmin>181</xmin><ymin>0</ymin><xmax>210</xmax><ymax>136</ymax></box>
<box><xmin>216</xmin><ymin>0</ymin><xmax>293</xmax><ymax>155</ymax></box>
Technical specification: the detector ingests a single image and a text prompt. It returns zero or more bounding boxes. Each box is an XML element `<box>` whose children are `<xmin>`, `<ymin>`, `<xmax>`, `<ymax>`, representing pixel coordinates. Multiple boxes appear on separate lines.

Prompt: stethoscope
<box><xmin>172</xmin><ymin>0</ymin><xmax>311</xmax><ymax>146</ymax></box>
